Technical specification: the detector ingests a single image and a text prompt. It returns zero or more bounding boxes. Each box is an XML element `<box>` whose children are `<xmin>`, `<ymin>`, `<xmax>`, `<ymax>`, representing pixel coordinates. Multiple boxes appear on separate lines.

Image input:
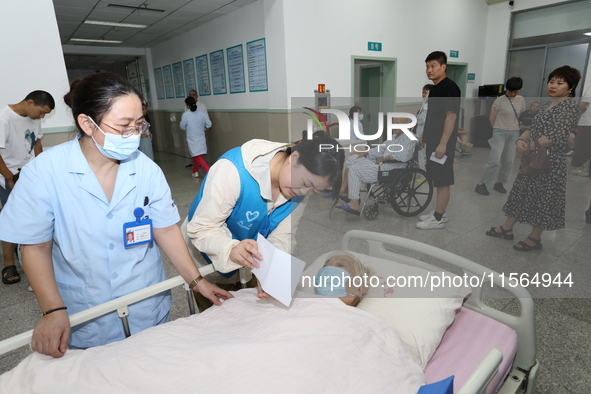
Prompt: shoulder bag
<box><xmin>519</xmin><ymin>140</ymin><xmax>551</xmax><ymax>176</ymax></box>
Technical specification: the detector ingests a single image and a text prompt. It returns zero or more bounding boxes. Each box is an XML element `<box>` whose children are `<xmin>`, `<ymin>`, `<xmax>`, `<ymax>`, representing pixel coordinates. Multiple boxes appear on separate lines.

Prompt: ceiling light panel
<box><xmin>70</xmin><ymin>38</ymin><xmax>123</xmax><ymax>44</ymax></box>
<box><xmin>84</xmin><ymin>20</ymin><xmax>148</xmax><ymax>28</ymax></box>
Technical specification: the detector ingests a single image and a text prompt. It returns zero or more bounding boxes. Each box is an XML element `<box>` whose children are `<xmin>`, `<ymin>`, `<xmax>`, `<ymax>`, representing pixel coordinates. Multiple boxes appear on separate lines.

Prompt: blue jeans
<box><xmin>481</xmin><ymin>129</ymin><xmax>519</xmax><ymax>184</ymax></box>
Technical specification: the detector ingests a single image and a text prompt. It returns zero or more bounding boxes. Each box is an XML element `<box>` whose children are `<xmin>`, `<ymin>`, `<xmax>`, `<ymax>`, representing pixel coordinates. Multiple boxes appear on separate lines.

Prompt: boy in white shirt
<box><xmin>0</xmin><ymin>90</ymin><xmax>54</xmax><ymax>284</ymax></box>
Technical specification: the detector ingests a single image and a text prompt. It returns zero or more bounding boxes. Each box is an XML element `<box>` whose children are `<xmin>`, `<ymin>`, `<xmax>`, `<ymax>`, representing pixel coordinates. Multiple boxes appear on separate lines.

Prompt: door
<box><xmin>360</xmin><ymin>65</ymin><xmax>382</xmax><ymax>144</ymax></box>
<box><xmin>446</xmin><ymin>63</ymin><xmax>468</xmax><ymax>127</ymax></box>
<box><xmin>508</xmin><ymin>43</ymin><xmax>589</xmax><ymax>105</ymax></box>
<box><xmin>541</xmin><ymin>43</ymin><xmax>588</xmax><ymax>98</ymax></box>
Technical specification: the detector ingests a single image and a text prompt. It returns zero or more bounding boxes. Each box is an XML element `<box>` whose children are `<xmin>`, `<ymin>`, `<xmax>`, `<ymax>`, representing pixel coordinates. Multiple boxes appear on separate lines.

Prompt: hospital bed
<box><xmin>0</xmin><ymin>230</ymin><xmax>538</xmax><ymax>393</ymax></box>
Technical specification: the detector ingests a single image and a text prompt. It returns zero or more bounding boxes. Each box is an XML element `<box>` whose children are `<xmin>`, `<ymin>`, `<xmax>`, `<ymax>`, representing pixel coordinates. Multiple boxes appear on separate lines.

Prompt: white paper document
<box><xmin>252</xmin><ymin>234</ymin><xmax>306</xmax><ymax>307</ymax></box>
<box><xmin>429</xmin><ymin>152</ymin><xmax>447</xmax><ymax>164</ymax></box>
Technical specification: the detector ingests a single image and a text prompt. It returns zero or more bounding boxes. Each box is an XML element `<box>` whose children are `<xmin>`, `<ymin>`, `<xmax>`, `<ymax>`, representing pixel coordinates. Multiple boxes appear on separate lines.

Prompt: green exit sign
<box><xmin>368</xmin><ymin>42</ymin><xmax>382</xmax><ymax>51</ymax></box>
<box><xmin>450</xmin><ymin>50</ymin><xmax>459</xmax><ymax>58</ymax></box>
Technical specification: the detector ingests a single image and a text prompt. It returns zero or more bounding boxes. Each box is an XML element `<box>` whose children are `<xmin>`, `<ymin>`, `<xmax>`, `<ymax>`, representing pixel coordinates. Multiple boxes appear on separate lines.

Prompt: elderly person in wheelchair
<box><xmin>336</xmin><ymin>124</ymin><xmax>417</xmax><ymax>216</ymax></box>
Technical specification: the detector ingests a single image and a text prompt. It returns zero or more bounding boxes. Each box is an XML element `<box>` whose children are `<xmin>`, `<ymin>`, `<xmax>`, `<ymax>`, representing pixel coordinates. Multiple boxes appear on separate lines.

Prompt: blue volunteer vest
<box><xmin>188</xmin><ymin>147</ymin><xmax>303</xmax><ymax>278</ymax></box>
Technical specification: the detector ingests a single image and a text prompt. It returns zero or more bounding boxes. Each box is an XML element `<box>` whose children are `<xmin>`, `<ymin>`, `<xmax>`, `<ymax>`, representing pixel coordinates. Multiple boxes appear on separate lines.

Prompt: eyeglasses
<box><xmin>88</xmin><ymin>116</ymin><xmax>150</xmax><ymax>138</ymax></box>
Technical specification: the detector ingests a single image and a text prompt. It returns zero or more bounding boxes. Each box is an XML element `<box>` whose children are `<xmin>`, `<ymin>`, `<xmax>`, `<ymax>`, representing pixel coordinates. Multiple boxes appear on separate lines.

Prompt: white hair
<box><xmin>323</xmin><ymin>251</ymin><xmax>374</xmax><ymax>299</ymax></box>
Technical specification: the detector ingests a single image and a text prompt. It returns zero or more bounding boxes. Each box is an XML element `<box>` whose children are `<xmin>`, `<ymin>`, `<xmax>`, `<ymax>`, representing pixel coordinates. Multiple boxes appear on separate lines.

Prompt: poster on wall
<box><xmin>227</xmin><ymin>44</ymin><xmax>246</xmax><ymax>94</ymax></box>
<box><xmin>210</xmin><ymin>50</ymin><xmax>227</xmax><ymax>95</ymax></box>
<box><xmin>195</xmin><ymin>54</ymin><xmax>211</xmax><ymax>96</ymax></box>
<box><xmin>247</xmin><ymin>38</ymin><xmax>268</xmax><ymax>92</ymax></box>
<box><xmin>162</xmin><ymin>65</ymin><xmax>174</xmax><ymax>99</ymax></box>
<box><xmin>154</xmin><ymin>67</ymin><xmax>165</xmax><ymax>100</ymax></box>
<box><xmin>172</xmin><ymin>62</ymin><xmax>185</xmax><ymax>98</ymax></box>
<box><xmin>183</xmin><ymin>58</ymin><xmax>197</xmax><ymax>94</ymax></box>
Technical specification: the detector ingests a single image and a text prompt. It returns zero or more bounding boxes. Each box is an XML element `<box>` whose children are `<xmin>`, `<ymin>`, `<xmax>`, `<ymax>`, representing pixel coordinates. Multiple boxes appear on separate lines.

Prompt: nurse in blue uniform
<box><xmin>182</xmin><ymin>136</ymin><xmax>344</xmax><ymax>311</ymax></box>
<box><xmin>0</xmin><ymin>73</ymin><xmax>231</xmax><ymax>358</ymax></box>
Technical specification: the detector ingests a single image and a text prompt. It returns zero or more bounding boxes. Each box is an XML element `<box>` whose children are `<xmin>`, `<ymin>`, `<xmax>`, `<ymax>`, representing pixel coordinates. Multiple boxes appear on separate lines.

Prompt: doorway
<box><xmin>353</xmin><ymin>57</ymin><xmax>397</xmax><ymax>144</ymax></box>
<box><xmin>446</xmin><ymin>62</ymin><xmax>468</xmax><ymax>127</ymax></box>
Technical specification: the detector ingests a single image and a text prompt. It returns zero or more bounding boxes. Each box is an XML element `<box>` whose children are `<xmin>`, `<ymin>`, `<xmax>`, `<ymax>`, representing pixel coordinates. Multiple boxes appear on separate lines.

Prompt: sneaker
<box><xmin>565</xmin><ymin>150</ymin><xmax>574</xmax><ymax>156</ymax></box>
<box><xmin>192</xmin><ymin>172</ymin><xmax>199</xmax><ymax>178</ymax></box>
<box><xmin>570</xmin><ymin>167</ymin><xmax>589</xmax><ymax>177</ymax></box>
<box><xmin>416</xmin><ymin>214</ymin><xmax>445</xmax><ymax>229</ymax></box>
<box><xmin>419</xmin><ymin>210</ymin><xmax>448</xmax><ymax>223</ymax></box>
<box><xmin>493</xmin><ymin>182</ymin><xmax>507</xmax><ymax>193</ymax></box>
<box><xmin>475</xmin><ymin>183</ymin><xmax>489</xmax><ymax>195</ymax></box>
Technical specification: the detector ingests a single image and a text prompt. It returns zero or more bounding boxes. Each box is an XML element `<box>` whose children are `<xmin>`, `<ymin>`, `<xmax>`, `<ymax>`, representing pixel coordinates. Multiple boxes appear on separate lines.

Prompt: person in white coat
<box><xmin>180</xmin><ymin>97</ymin><xmax>212</xmax><ymax>178</ymax></box>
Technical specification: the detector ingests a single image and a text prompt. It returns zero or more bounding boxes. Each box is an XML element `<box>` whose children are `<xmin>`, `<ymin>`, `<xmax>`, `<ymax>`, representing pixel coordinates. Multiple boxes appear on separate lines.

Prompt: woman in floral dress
<box><xmin>486</xmin><ymin>66</ymin><xmax>581</xmax><ymax>251</ymax></box>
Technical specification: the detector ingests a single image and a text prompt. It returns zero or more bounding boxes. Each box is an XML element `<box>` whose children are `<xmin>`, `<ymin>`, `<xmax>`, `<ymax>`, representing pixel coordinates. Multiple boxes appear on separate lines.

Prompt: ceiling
<box><xmin>53</xmin><ymin>0</ymin><xmax>257</xmax><ymax>70</ymax></box>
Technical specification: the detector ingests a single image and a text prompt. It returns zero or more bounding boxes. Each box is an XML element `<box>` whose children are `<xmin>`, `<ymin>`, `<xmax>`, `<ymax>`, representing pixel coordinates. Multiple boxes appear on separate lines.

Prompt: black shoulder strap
<box><xmin>506</xmin><ymin>95</ymin><xmax>520</xmax><ymax>123</ymax></box>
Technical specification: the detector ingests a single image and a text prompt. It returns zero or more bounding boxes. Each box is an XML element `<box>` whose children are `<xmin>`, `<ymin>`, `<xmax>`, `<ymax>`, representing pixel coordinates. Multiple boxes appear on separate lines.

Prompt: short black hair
<box><xmin>422</xmin><ymin>84</ymin><xmax>433</xmax><ymax>91</ymax></box>
<box><xmin>425</xmin><ymin>51</ymin><xmax>447</xmax><ymax>65</ymax></box>
<box><xmin>24</xmin><ymin>90</ymin><xmax>55</xmax><ymax>109</ymax></box>
<box><xmin>548</xmin><ymin>65</ymin><xmax>581</xmax><ymax>97</ymax></box>
<box><xmin>505</xmin><ymin>77</ymin><xmax>523</xmax><ymax>91</ymax></box>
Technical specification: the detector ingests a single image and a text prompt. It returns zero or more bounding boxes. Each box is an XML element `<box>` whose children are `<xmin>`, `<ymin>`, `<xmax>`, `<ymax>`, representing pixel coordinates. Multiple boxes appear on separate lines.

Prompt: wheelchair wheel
<box><xmin>362</xmin><ymin>203</ymin><xmax>379</xmax><ymax>221</ymax></box>
<box><xmin>388</xmin><ymin>168</ymin><xmax>433</xmax><ymax>217</ymax></box>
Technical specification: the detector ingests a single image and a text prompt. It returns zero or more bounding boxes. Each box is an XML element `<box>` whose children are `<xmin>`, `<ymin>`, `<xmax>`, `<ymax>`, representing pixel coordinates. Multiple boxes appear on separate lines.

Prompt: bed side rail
<box><xmin>0</xmin><ymin>264</ymin><xmax>214</xmax><ymax>356</ymax></box>
<box><xmin>457</xmin><ymin>349</ymin><xmax>503</xmax><ymax>394</ymax></box>
<box><xmin>342</xmin><ymin>230</ymin><xmax>536</xmax><ymax>372</ymax></box>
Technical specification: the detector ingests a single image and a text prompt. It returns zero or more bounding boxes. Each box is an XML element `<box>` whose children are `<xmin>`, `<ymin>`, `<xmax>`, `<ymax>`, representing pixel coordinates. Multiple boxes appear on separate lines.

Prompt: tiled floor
<box><xmin>1</xmin><ymin>146</ymin><xmax>590</xmax><ymax>393</ymax></box>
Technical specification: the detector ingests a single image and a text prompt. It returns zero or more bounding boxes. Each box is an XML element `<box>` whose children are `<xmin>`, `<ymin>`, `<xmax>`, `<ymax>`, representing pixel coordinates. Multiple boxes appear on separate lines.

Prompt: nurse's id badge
<box><xmin>123</xmin><ymin>207</ymin><xmax>153</xmax><ymax>247</ymax></box>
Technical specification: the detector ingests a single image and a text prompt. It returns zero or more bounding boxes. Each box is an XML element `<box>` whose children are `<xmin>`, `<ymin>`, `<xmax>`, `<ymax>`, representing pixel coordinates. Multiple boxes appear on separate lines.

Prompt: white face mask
<box><xmin>358</xmin><ymin>114</ymin><xmax>364</xmax><ymax>121</ymax></box>
<box><xmin>89</xmin><ymin>119</ymin><xmax>140</xmax><ymax>161</ymax></box>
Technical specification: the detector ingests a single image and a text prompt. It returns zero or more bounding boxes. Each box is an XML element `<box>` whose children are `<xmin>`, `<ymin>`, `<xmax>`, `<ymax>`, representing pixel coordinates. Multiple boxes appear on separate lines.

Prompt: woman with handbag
<box><xmin>475</xmin><ymin>77</ymin><xmax>525</xmax><ymax>196</ymax></box>
<box><xmin>486</xmin><ymin>66</ymin><xmax>581</xmax><ymax>251</ymax></box>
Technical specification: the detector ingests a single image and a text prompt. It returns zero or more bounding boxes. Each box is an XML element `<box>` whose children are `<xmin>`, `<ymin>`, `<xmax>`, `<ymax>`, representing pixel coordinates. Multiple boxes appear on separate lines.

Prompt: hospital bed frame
<box><xmin>341</xmin><ymin>230</ymin><xmax>539</xmax><ymax>394</ymax></box>
<box><xmin>0</xmin><ymin>231</ymin><xmax>538</xmax><ymax>393</ymax></box>
<box><xmin>0</xmin><ymin>265</ymin><xmax>215</xmax><ymax>356</ymax></box>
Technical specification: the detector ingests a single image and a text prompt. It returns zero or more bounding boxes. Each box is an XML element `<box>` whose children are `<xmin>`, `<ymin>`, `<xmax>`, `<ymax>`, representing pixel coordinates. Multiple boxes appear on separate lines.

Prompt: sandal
<box><xmin>513</xmin><ymin>237</ymin><xmax>543</xmax><ymax>252</ymax></box>
<box><xmin>486</xmin><ymin>226</ymin><xmax>514</xmax><ymax>240</ymax></box>
<box><xmin>2</xmin><ymin>265</ymin><xmax>21</xmax><ymax>285</ymax></box>
<box><xmin>335</xmin><ymin>203</ymin><xmax>360</xmax><ymax>216</ymax></box>
<box><xmin>324</xmin><ymin>192</ymin><xmax>350</xmax><ymax>203</ymax></box>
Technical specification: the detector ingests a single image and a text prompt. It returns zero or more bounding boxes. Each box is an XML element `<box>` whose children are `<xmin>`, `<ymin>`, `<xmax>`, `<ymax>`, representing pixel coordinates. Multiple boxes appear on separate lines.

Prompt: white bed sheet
<box><xmin>0</xmin><ymin>289</ymin><xmax>425</xmax><ymax>394</ymax></box>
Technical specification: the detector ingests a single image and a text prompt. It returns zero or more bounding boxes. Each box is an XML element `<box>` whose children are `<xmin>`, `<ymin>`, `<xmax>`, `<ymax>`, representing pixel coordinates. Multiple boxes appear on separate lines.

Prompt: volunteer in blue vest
<box><xmin>0</xmin><ymin>72</ymin><xmax>232</xmax><ymax>358</ymax></box>
<box><xmin>182</xmin><ymin>137</ymin><xmax>344</xmax><ymax>311</ymax></box>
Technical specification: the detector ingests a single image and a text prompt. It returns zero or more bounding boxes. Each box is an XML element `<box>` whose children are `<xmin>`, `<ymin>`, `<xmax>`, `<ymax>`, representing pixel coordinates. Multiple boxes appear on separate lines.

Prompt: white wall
<box><xmin>148</xmin><ymin>0</ymin><xmax>584</xmax><ymax>110</ymax></box>
<box><xmin>282</xmin><ymin>0</ymin><xmax>490</xmax><ymax>101</ymax></box>
<box><xmin>149</xmin><ymin>0</ymin><xmax>287</xmax><ymax>111</ymax></box>
<box><xmin>0</xmin><ymin>0</ymin><xmax>72</xmax><ymax>132</ymax></box>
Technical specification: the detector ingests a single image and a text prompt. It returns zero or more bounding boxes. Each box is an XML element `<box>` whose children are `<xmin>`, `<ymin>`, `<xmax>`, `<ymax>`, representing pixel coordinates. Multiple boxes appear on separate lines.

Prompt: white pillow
<box><xmin>300</xmin><ymin>251</ymin><xmax>470</xmax><ymax>370</ymax></box>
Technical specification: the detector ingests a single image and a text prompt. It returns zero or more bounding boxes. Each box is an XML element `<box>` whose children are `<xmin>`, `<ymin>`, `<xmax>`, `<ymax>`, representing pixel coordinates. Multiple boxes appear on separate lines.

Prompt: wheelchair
<box><xmin>359</xmin><ymin>158</ymin><xmax>433</xmax><ymax>220</ymax></box>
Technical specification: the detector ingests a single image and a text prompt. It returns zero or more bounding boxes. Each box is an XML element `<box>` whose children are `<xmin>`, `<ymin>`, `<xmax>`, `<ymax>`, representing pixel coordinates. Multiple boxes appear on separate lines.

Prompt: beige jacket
<box><xmin>181</xmin><ymin>139</ymin><xmax>307</xmax><ymax>284</ymax></box>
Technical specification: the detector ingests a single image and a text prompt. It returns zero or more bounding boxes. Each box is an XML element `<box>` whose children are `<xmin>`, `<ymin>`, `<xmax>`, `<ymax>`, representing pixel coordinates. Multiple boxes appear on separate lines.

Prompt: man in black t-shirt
<box><xmin>518</xmin><ymin>101</ymin><xmax>540</xmax><ymax>131</ymax></box>
<box><xmin>417</xmin><ymin>51</ymin><xmax>461</xmax><ymax>230</ymax></box>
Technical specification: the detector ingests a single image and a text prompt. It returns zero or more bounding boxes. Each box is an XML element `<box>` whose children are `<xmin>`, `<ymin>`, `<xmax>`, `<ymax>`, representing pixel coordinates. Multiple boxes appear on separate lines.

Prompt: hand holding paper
<box><xmin>252</xmin><ymin>234</ymin><xmax>306</xmax><ymax>307</ymax></box>
<box><xmin>429</xmin><ymin>152</ymin><xmax>447</xmax><ymax>164</ymax></box>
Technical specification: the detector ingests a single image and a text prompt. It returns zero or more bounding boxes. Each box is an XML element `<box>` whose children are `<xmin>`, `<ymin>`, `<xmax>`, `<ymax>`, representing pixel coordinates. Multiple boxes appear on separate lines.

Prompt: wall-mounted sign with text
<box><xmin>368</xmin><ymin>42</ymin><xmax>382</xmax><ymax>51</ymax></box>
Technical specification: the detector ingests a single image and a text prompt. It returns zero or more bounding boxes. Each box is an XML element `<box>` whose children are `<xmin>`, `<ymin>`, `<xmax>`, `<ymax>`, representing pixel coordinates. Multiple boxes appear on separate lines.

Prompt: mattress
<box><xmin>424</xmin><ymin>307</ymin><xmax>518</xmax><ymax>393</ymax></box>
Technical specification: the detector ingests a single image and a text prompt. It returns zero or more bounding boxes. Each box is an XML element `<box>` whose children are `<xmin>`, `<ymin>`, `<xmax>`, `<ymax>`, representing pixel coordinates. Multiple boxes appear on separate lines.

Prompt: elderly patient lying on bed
<box><xmin>0</xmin><ymin>254</ymin><xmax>424</xmax><ymax>393</ymax></box>
<box><xmin>313</xmin><ymin>251</ymin><xmax>374</xmax><ymax>306</ymax></box>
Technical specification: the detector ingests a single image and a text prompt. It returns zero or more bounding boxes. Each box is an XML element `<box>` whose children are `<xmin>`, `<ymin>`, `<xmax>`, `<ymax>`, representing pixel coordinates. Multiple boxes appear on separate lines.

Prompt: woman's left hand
<box><xmin>194</xmin><ymin>280</ymin><xmax>234</xmax><ymax>306</ymax></box>
<box><xmin>256</xmin><ymin>279</ymin><xmax>271</xmax><ymax>299</ymax></box>
<box><xmin>516</xmin><ymin>139</ymin><xmax>529</xmax><ymax>154</ymax></box>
